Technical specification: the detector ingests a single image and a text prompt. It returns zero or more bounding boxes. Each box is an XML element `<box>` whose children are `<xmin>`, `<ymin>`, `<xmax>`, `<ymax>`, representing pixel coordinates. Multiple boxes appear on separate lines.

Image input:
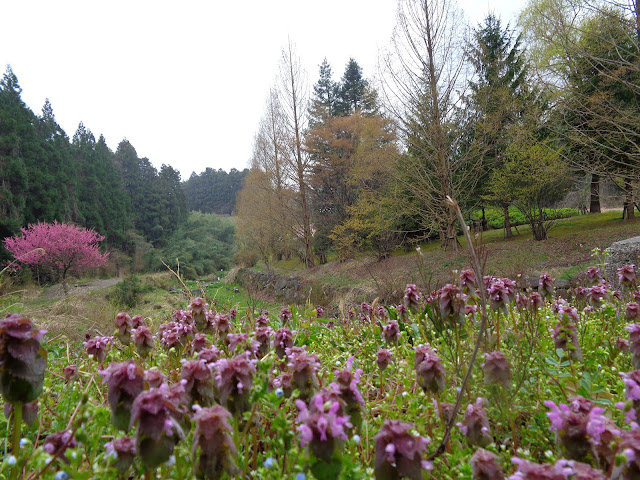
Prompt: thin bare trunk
<box><xmin>503</xmin><ymin>204</ymin><xmax>513</xmax><ymax>238</ymax></box>
<box><xmin>283</xmin><ymin>41</ymin><xmax>314</xmax><ymax>268</ymax></box>
<box><xmin>624</xmin><ymin>178</ymin><xmax>635</xmax><ymax>219</ymax></box>
<box><xmin>590</xmin><ymin>174</ymin><xmax>601</xmax><ymax>213</ymax></box>
<box><xmin>424</xmin><ymin>1</ymin><xmax>457</xmax><ymax>250</ymax></box>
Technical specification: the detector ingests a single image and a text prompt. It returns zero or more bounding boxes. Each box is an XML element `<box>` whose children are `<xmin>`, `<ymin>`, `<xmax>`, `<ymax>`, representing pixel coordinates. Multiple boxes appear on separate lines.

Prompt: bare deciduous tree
<box><xmin>380</xmin><ymin>0</ymin><xmax>484</xmax><ymax>249</ymax></box>
<box><xmin>278</xmin><ymin>40</ymin><xmax>315</xmax><ymax>267</ymax></box>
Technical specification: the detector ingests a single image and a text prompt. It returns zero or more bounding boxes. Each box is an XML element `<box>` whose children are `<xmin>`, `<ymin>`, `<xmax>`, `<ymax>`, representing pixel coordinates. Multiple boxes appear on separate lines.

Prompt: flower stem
<box><xmin>10</xmin><ymin>402</ymin><xmax>22</xmax><ymax>480</ymax></box>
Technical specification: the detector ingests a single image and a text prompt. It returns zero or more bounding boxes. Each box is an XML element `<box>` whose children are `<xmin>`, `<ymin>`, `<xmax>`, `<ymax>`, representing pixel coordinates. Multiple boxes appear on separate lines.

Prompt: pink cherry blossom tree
<box><xmin>4</xmin><ymin>221</ymin><xmax>109</xmax><ymax>292</ymax></box>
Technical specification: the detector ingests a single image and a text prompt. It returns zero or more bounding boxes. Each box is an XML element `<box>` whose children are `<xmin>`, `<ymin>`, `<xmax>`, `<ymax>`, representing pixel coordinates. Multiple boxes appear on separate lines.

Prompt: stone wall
<box><xmin>234</xmin><ymin>268</ymin><xmax>369</xmax><ymax>313</ymax></box>
<box><xmin>605</xmin><ymin>236</ymin><xmax>640</xmax><ymax>287</ymax></box>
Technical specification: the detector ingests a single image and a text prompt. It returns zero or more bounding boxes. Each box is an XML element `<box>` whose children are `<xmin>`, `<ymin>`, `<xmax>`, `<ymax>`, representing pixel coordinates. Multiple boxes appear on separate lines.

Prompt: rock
<box><xmin>605</xmin><ymin>236</ymin><xmax>640</xmax><ymax>287</ymax></box>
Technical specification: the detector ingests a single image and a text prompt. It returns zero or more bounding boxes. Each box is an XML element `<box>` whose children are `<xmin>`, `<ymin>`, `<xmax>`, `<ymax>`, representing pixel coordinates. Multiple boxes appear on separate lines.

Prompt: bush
<box><xmin>471</xmin><ymin>207</ymin><xmax>578</xmax><ymax>230</ymax></box>
<box><xmin>109</xmin><ymin>275</ymin><xmax>145</xmax><ymax>308</ymax></box>
<box><xmin>146</xmin><ymin>212</ymin><xmax>235</xmax><ymax>276</ymax></box>
<box><xmin>233</xmin><ymin>248</ymin><xmax>259</xmax><ymax>268</ymax></box>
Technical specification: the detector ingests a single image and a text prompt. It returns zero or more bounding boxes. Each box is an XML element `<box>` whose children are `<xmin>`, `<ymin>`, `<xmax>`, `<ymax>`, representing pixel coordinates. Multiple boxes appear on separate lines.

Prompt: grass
<box><xmin>0</xmin><ymin>270</ymin><xmax>281</xmax><ymax>342</ymax></box>
<box><xmin>253</xmin><ymin>211</ymin><xmax>640</xmax><ymax>303</ymax></box>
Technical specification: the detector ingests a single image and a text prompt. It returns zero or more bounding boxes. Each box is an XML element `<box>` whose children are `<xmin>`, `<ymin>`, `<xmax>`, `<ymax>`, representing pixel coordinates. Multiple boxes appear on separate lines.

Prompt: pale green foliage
<box><xmin>489</xmin><ymin>137</ymin><xmax>571</xmax><ymax>240</ymax></box>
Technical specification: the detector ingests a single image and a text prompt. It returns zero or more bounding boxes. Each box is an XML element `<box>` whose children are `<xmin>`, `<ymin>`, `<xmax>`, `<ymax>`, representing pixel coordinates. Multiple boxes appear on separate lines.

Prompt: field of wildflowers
<box><xmin>1</xmin><ymin>259</ymin><xmax>640</xmax><ymax>479</ymax></box>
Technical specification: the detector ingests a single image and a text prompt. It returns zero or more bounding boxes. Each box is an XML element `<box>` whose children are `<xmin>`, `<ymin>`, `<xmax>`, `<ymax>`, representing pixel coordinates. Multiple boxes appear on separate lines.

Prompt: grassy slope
<box><xmin>0</xmin><ymin>273</ymin><xmax>278</xmax><ymax>342</ymax></box>
<box><xmin>257</xmin><ymin>211</ymin><xmax>640</xmax><ymax>300</ymax></box>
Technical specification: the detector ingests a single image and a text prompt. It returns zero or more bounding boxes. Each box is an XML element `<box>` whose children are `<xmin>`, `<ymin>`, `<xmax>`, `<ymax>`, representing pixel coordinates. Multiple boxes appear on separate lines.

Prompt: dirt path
<box><xmin>42</xmin><ymin>278</ymin><xmax>122</xmax><ymax>299</ymax></box>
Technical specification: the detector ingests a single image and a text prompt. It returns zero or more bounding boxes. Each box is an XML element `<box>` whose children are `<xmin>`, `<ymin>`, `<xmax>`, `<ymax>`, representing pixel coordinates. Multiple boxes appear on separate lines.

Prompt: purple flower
<box><xmin>84</xmin><ymin>335</ymin><xmax>112</xmax><ymax>364</ymax></box>
<box><xmin>172</xmin><ymin>309</ymin><xmax>194</xmax><ymax>324</ymax></box>
<box><xmin>180</xmin><ymin>359</ymin><xmax>215</xmax><ymax>407</ymax></box>
<box><xmin>159</xmin><ymin>321</ymin><xmax>193</xmax><ymax>350</ymax></box>
<box><xmin>470</xmin><ymin>448</ymin><xmax>504</xmax><ymax>480</ymax></box>
<box><xmin>130</xmin><ymin>385</ymin><xmax>185</xmax><ymax>469</ymax></box>
<box><xmin>214</xmin><ymin>352</ymin><xmax>257</xmax><ymax>416</ymax></box>
<box><xmin>99</xmin><ymin>361</ymin><xmax>145</xmax><ymax>432</ymax></box>
<box><xmin>131</xmin><ymin>315</ymin><xmax>146</xmax><ymax>329</ymax></box>
<box><xmin>539</xmin><ymin>273</ymin><xmax>555</xmax><ymax>300</ymax></box>
<box><xmin>627</xmin><ymin>303</ymin><xmax>640</xmax><ymax>321</ymax></box>
<box><xmin>63</xmin><ymin>364</ymin><xmax>77</xmax><ymax>383</ymax></box>
<box><xmin>0</xmin><ymin>314</ymin><xmax>47</xmax><ymax>404</ymax></box>
<box><xmin>617</xmin><ymin>338</ymin><xmax>631</xmax><ymax>352</ymax></box>
<box><xmin>43</xmin><ymin>430</ymin><xmax>76</xmax><ymax>463</ymax></box>
<box><xmin>508</xmin><ymin>457</ymin><xmax>603</xmax><ymax>480</ymax></box>
<box><xmin>457</xmin><ymin>398</ymin><xmax>491</xmax><ymax>447</ymax></box>
<box><xmin>544</xmin><ymin>397</ymin><xmax>596</xmax><ymax>461</ymax></box>
<box><xmin>105</xmin><ymin>436</ymin><xmax>136</xmax><ymax>474</ymax></box>
<box><xmin>374</xmin><ymin>419</ymin><xmax>430</xmax><ymax>480</ymax></box>
<box><xmin>587</xmin><ymin>284</ymin><xmax>608</xmax><ymax>308</ymax></box>
<box><xmin>573</xmin><ymin>286</ymin><xmax>588</xmax><ymax>304</ymax></box>
<box><xmin>197</xmin><ymin>346</ymin><xmax>222</xmax><ymax>365</ymax></box>
<box><xmin>618</xmin><ymin>264</ymin><xmax>638</xmax><ymax>290</ymax></box>
<box><xmin>255</xmin><ymin>315</ymin><xmax>269</xmax><ymax>328</ymax></box>
<box><xmin>552</xmin><ymin>314</ymin><xmax>582</xmax><ymax>361</ymax></box>
<box><xmin>621</xmin><ymin>370</ymin><xmax>640</xmax><ymax>408</ymax></box>
<box><xmin>331</xmin><ymin>357</ymin><xmax>364</xmax><ymax>430</ymax></box>
<box><xmin>619</xmin><ymin>429</ymin><xmax>640</xmax><ymax>478</ymax></box>
<box><xmin>460</xmin><ymin>270</ymin><xmax>476</xmax><ymax>292</ymax></box>
<box><xmin>189</xmin><ymin>297</ymin><xmax>206</xmax><ymax>316</ymax></box>
<box><xmin>376</xmin><ymin>349</ymin><xmax>392</xmax><ymax>371</ymax></box>
<box><xmin>132</xmin><ymin>326</ymin><xmax>154</xmax><ymax>357</ymax></box>
<box><xmin>414</xmin><ymin>344</ymin><xmax>446</xmax><ymax>395</ymax></box>
<box><xmin>189</xmin><ymin>298</ymin><xmax>208</xmax><ymax>331</ymax></box>
<box><xmin>192</xmin><ymin>405</ymin><xmax>239</xmax><ymax>478</ymax></box>
<box><xmin>515</xmin><ymin>294</ymin><xmax>528</xmax><ymax>311</ymax></box>
<box><xmin>404</xmin><ymin>284</ymin><xmax>422</xmax><ymax>313</ymax></box>
<box><xmin>270</xmin><ymin>372</ymin><xmax>293</xmax><ymax>398</ymax></box>
<box><xmin>214</xmin><ymin>314</ymin><xmax>232</xmax><ymax>342</ymax></box>
<box><xmin>585</xmin><ymin>266</ymin><xmax>602</xmax><ymax>286</ymax></box>
<box><xmin>316</xmin><ymin>306</ymin><xmax>324</xmax><ymax>317</ymax></box>
<box><xmin>628</xmin><ymin>324</ymin><xmax>640</xmax><ymax>368</ymax></box>
<box><xmin>487</xmin><ymin>278</ymin><xmax>512</xmax><ymax>312</ymax></box>
<box><xmin>145</xmin><ymin>368</ymin><xmax>165</xmax><ymax>389</ymax></box>
<box><xmin>254</xmin><ymin>326</ymin><xmax>272</xmax><ymax>358</ymax></box>
<box><xmin>529</xmin><ymin>292</ymin><xmax>544</xmax><ymax>312</ymax></box>
<box><xmin>273</xmin><ymin>328</ymin><xmax>295</xmax><ymax>358</ymax></box>
<box><xmin>296</xmin><ymin>394</ymin><xmax>351</xmax><ymax>462</ymax></box>
<box><xmin>280</xmin><ymin>307</ymin><xmax>293</xmax><ymax>324</ymax></box>
<box><xmin>191</xmin><ymin>333</ymin><xmax>210</xmax><ymax>354</ymax></box>
<box><xmin>438</xmin><ymin>284</ymin><xmax>466</xmax><ymax>324</ymax></box>
<box><xmin>114</xmin><ymin>312</ymin><xmax>132</xmax><ymax>345</ymax></box>
<box><xmin>382</xmin><ymin>320</ymin><xmax>400</xmax><ymax>345</ymax></box>
<box><xmin>287</xmin><ymin>347</ymin><xmax>321</xmax><ymax>401</ymax></box>
<box><xmin>482</xmin><ymin>352</ymin><xmax>511</xmax><ymax>390</ymax></box>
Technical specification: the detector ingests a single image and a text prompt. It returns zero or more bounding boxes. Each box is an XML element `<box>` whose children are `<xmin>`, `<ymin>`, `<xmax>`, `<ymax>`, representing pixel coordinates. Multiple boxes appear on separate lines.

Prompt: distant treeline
<box><xmin>183</xmin><ymin>168</ymin><xmax>248</xmax><ymax>215</ymax></box>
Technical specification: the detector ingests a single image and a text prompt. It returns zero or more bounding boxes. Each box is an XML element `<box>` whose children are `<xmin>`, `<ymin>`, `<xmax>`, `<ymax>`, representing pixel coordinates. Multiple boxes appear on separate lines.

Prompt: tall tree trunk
<box><xmin>503</xmin><ymin>204</ymin><xmax>513</xmax><ymax>238</ymax></box>
<box><xmin>424</xmin><ymin>2</ymin><xmax>457</xmax><ymax>251</ymax></box>
<box><xmin>282</xmin><ymin>41</ymin><xmax>314</xmax><ymax>268</ymax></box>
<box><xmin>624</xmin><ymin>178</ymin><xmax>635</xmax><ymax>220</ymax></box>
<box><xmin>481</xmin><ymin>206</ymin><xmax>488</xmax><ymax>231</ymax></box>
<box><xmin>589</xmin><ymin>174</ymin><xmax>601</xmax><ymax>213</ymax></box>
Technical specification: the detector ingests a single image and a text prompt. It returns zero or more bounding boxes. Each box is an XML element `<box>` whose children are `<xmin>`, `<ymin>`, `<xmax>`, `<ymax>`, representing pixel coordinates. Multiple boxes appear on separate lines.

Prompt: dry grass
<box><xmin>26</xmin><ymin>292</ymin><xmax>118</xmax><ymax>342</ymax></box>
<box><xmin>263</xmin><ymin>211</ymin><xmax>640</xmax><ymax>299</ymax></box>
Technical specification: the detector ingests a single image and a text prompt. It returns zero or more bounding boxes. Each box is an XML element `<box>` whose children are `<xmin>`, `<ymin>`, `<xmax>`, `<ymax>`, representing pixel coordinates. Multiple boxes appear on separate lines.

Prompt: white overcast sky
<box><xmin>1</xmin><ymin>0</ymin><xmax>528</xmax><ymax>180</ymax></box>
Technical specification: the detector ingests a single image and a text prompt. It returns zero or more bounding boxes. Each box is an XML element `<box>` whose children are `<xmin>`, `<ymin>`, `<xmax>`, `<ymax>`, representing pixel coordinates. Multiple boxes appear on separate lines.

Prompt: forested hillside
<box><xmin>0</xmin><ymin>67</ymin><xmax>240</xmax><ymax>275</ymax></box>
<box><xmin>183</xmin><ymin>167</ymin><xmax>248</xmax><ymax>215</ymax></box>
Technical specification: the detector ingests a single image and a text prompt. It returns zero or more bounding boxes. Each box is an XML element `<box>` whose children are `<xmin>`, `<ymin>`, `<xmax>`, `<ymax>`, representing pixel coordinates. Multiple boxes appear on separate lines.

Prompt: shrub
<box><xmin>110</xmin><ymin>275</ymin><xmax>144</xmax><ymax>308</ymax></box>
